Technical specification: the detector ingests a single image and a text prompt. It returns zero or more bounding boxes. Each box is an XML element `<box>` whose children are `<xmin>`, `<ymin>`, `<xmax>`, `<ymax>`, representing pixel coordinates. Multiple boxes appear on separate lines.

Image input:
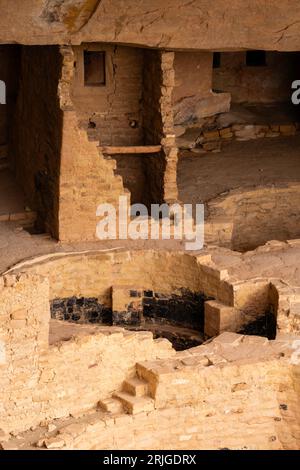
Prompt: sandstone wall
<box><xmin>0</xmin><ymin>272</ymin><xmax>174</xmax><ymax>434</ymax></box>
<box><xmin>71</xmin><ymin>44</ymin><xmax>145</xmax><ymax>146</ymax></box>
<box><xmin>10</xmin><ymin>250</ymin><xmax>201</xmax><ymax>304</ymax></box>
<box><xmin>5</xmin><ymin>248</ymin><xmax>300</xmax><ymax>343</ymax></box>
<box><xmin>58</xmin><ymin>46</ymin><xmax>128</xmax><ymax>242</ymax></box>
<box><xmin>173</xmin><ymin>52</ymin><xmax>213</xmax><ymax>104</ymax></box>
<box><xmin>11</xmin><ymin>46</ymin><xmax>62</xmax><ymax>236</ymax></box>
<box><xmin>142</xmin><ymin>50</ymin><xmax>178</xmax><ymax>205</ymax></box>
<box><xmin>3</xmin><ymin>332</ymin><xmax>299</xmax><ymax>450</ymax></box>
<box><xmin>1</xmin><ymin>1</ymin><xmax>300</xmax><ymax>52</ymax></box>
<box><xmin>213</xmin><ymin>51</ymin><xmax>300</xmax><ymax>104</ymax></box>
<box><xmin>113</xmin><ymin>155</ymin><xmax>147</xmax><ymax>205</ymax></box>
<box><xmin>205</xmin><ymin>183</ymin><xmax>300</xmax><ymax>251</ymax></box>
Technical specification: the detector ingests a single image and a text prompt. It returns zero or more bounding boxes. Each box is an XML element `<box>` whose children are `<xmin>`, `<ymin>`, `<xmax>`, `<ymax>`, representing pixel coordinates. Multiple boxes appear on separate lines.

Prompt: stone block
<box><xmin>195</xmin><ymin>92</ymin><xmax>231</xmax><ymax>119</ymax></box>
<box><xmin>205</xmin><ymin>300</ymin><xmax>239</xmax><ymax>337</ymax></box>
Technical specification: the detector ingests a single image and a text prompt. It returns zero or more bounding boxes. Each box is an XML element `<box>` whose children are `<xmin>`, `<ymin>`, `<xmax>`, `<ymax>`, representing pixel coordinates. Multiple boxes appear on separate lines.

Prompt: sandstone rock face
<box><xmin>0</xmin><ymin>1</ymin><xmax>300</xmax><ymax>50</ymax></box>
<box><xmin>195</xmin><ymin>92</ymin><xmax>231</xmax><ymax>120</ymax></box>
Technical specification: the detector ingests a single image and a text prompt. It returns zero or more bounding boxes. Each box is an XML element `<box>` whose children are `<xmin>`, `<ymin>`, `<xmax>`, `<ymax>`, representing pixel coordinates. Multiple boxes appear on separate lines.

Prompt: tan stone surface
<box><xmin>1</xmin><ymin>334</ymin><xmax>299</xmax><ymax>450</ymax></box>
<box><xmin>1</xmin><ymin>1</ymin><xmax>300</xmax><ymax>52</ymax></box>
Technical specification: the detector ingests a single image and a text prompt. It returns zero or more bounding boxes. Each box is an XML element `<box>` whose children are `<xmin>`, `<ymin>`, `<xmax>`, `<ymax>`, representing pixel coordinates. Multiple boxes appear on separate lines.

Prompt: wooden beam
<box><xmin>101</xmin><ymin>145</ymin><xmax>162</xmax><ymax>155</ymax></box>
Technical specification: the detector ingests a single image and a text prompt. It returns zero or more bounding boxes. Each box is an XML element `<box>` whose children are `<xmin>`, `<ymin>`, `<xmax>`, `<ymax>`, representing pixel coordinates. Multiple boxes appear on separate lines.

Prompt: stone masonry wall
<box><xmin>213</xmin><ymin>51</ymin><xmax>300</xmax><ymax>104</ymax></box>
<box><xmin>3</xmin><ymin>333</ymin><xmax>299</xmax><ymax>450</ymax></box>
<box><xmin>58</xmin><ymin>46</ymin><xmax>129</xmax><ymax>241</ymax></box>
<box><xmin>71</xmin><ymin>44</ymin><xmax>145</xmax><ymax>146</ymax></box>
<box><xmin>0</xmin><ymin>272</ymin><xmax>174</xmax><ymax>435</ymax></box>
<box><xmin>143</xmin><ymin>50</ymin><xmax>178</xmax><ymax>205</ymax></box>
<box><xmin>11</xmin><ymin>251</ymin><xmax>201</xmax><ymax>305</ymax></box>
<box><xmin>7</xmin><ymin>249</ymin><xmax>300</xmax><ymax>336</ymax></box>
<box><xmin>205</xmin><ymin>183</ymin><xmax>300</xmax><ymax>251</ymax></box>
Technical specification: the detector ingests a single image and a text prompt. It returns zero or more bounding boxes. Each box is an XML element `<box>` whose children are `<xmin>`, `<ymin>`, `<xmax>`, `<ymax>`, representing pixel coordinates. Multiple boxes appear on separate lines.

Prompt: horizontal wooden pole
<box><xmin>101</xmin><ymin>145</ymin><xmax>162</xmax><ymax>155</ymax></box>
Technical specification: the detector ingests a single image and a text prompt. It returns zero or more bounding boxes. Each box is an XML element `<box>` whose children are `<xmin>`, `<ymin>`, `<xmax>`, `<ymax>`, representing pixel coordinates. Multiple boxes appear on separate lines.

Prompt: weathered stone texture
<box><xmin>0</xmin><ymin>273</ymin><xmax>174</xmax><ymax>435</ymax></box>
<box><xmin>71</xmin><ymin>44</ymin><xmax>145</xmax><ymax>146</ymax></box>
<box><xmin>1</xmin><ymin>1</ymin><xmax>300</xmax><ymax>51</ymax></box>
<box><xmin>213</xmin><ymin>51</ymin><xmax>299</xmax><ymax>104</ymax></box>
<box><xmin>205</xmin><ymin>183</ymin><xmax>300</xmax><ymax>251</ymax></box>
<box><xmin>58</xmin><ymin>46</ymin><xmax>129</xmax><ymax>241</ymax></box>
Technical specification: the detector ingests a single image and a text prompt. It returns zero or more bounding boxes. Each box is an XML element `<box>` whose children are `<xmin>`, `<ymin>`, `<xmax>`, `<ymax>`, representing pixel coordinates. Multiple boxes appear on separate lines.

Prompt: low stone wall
<box><xmin>2</xmin><ymin>333</ymin><xmax>300</xmax><ymax>450</ymax></box>
<box><xmin>0</xmin><ymin>272</ymin><xmax>174</xmax><ymax>435</ymax></box>
<box><xmin>205</xmin><ymin>182</ymin><xmax>300</xmax><ymax>251</ymax></box>
<box><xmin>6</xmin><ymin>249</ymin><xmax>300</xmax><ymax>336</ymax></box>
<box><xmin>9</xmin><ymin>250</ymin><xmax>201</xmax><ymax>306</ymax></box>
<box><xmin>178</xmin><ymin>122</ymin><xmax>300</xmax><ymax>152</ymax></box>
<box><xmin>1</xmin><ymin>250</ymin><xmax>300</xmax><ymax>442</ymax></box>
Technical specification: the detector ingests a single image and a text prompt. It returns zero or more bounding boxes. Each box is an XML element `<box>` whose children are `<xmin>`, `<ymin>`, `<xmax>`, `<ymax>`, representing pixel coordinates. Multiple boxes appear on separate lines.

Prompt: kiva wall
<box><xmin>10</xmin><ymin>250</ymin><xmax>201</xmax><ymax>303</ymax></box>
<box><xmin>205</xmin><ymin>183</ymin><xmax>300</xmax><ymax>251</ymax></box>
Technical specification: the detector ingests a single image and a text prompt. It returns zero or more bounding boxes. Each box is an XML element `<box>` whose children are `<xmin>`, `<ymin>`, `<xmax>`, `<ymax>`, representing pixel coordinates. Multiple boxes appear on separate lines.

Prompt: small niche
<box><xmin>84</xmin><ymin>50</ymin><xmax>106</xmax><ymax>86</ymax></box>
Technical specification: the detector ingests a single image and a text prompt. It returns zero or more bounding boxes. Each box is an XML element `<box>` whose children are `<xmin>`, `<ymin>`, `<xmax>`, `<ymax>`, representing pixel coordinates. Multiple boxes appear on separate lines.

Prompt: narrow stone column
<box><xmin>160</xmin><ymin>51</ymin><xmax>179</xmax><ymax>203</ymax></box>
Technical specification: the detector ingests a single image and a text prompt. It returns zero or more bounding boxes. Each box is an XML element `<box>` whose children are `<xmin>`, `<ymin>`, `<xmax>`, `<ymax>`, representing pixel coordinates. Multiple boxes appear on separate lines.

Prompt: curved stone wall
<box><xmin>205</xmin><ymin>182</ymin><xmax>300</xmax><ymax>251</ymax></box>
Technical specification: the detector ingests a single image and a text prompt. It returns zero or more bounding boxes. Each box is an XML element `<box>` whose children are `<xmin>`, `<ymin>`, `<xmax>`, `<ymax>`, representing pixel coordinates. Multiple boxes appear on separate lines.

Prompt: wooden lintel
<box><xmin>101</xmin><ymin>145</ymin><xmax>162</xmax><ymax>155</ymax></box>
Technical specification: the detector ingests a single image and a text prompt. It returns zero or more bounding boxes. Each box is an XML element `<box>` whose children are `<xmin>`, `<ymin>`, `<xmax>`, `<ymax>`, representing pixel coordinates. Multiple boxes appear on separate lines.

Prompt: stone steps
<box><xmin>99</xmin><ymin>372</ymin><xmax>154</xmax><ymax>416</ymax></box>
<box><xmin>98</xmin><ymin>397</ymin><xmax>123</xmax><ymax>414</ymax></box>
<box><xmin>112</xmin><ymin>391</ymin><xmax>154</xmax><ymax>415</ymax></box>
<box><xmin>123</xmin><ymin>377</ymin><xmax>149</xmax><ymax>397</ymax></box>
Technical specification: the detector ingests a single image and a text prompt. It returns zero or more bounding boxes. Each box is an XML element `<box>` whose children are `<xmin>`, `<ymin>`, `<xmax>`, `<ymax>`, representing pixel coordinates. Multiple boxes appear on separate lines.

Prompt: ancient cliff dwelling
<box><xmin>0</xmin><ymin>0</ymin><xmax>300</xmax><ymax>454</ymax></box>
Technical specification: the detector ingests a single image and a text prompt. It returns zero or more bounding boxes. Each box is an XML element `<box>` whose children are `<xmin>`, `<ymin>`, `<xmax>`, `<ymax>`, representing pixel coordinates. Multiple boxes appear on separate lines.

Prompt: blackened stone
<box><xmin>238</xmin><ymin>311</ymin><xmax>276</xmax><ymax>340</ymax></box>
<box><xmin>67</xmin><ymin>297</ymin><xmax>76</xmax><ymax>307</ymax></box>
<box><xmin>50</xmin><ymin>297</ymin><xmax>112</xmax><ymax>325</ymax></box>
<box><xmin>156</xmin><ymin>298</ymin><xmax>168</xmax><ymax>305</ymax></box>
<box><xmin>142</xmin><ymin>289</ymin><xmax>208</xmax><ymax>330</ymax></box>
<box><xmin>52</xmin><ymin>299</ymin><xmax>65</xmax><ymax>309</ymax></box>
<box><xmin>130</xmin><ymin>290</ymin><xmax>141</xmax><ymax>298</ymax></box>
<box><xmin>113</xmin><ymin>310</ymin><xmax>141</xmax><ymax>326</ymax></box>
<box><xmin>91</xmin><ymin>311</ymin><xmax>99</xmax><ymax>319</ymax></box>
<box><xmin>155</xmin><ymin>292</ymin><xmax>166</xmax><ymax>299</ymax></box>
<box><xmin>142</xmin><ymin>297</ymin><xmax>156</xmax><ymax>306</ymax></box>
<box><xmin>144</xmin><ymin>290</ymin><xmax>153</xmax><ymax>298</ymax></box>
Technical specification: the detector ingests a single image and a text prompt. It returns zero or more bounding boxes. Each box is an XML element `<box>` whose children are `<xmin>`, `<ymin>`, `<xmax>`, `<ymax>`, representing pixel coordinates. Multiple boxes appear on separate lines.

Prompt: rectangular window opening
<box><xmin>84</xmin><ymin>50</ymin><xmax>106</xmax><ymax>86</ymax></box>
<box><xmin>246</xmin><ymin>50</ymin><xmax>267</xmax><ymax>67</ymax></box>
<box><xmin>213</xmin><ymin>52</ymin><xmax>221</xmax><ymax>69</ymax></box>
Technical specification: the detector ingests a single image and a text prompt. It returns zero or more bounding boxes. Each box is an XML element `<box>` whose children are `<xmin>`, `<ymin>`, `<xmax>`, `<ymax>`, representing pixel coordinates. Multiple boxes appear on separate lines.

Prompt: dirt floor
<box><xmin>178</xmin><ymin>135</ymin><xmax>300</xmax><ymax>204</ymax></box>
<box><xmin>0</xmin><ymin>221</ymin><xmax>186</xmax><ymax>273</ymax></box>
<box><xmin>2</xmin><ymin>219</ymin><xmax>300</xmax><ymax>291</ymax></box>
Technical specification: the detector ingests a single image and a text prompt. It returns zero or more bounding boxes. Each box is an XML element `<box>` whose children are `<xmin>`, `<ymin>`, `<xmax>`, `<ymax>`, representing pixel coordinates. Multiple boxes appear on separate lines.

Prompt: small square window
<box><xmin>213</xmin><ymin>52</ymin><xmax>221</xmax><ymax>68</ymax></box>
<box><xmin>246</xmin><ymin>50</ymin><xmax>266</xmax><ymax>67</ymax></box>
<box><xmin>84</xmin><ymin>50</ymin><xmax>106</xmax><ymax>86</ymax></box>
